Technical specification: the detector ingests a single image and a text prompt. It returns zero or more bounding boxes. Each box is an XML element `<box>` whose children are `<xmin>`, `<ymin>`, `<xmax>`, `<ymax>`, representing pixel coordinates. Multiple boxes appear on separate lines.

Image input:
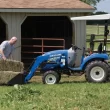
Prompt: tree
<box><xmin>80</xmin><ymin>0</ymin><xmax>104</xmax><ymax>6</ymax></box>
<box><xmin>93</xmin><ymin>11</ymin><xmax>108</xmax><ymax>15</ymax></box>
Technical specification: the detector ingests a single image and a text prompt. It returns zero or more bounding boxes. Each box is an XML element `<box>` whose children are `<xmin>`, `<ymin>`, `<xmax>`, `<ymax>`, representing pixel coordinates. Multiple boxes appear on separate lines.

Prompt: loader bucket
<box><xmin>7</xmin><ymin>72</ymin><xmax>25</xmax><ymax>85</ymax></box>
<box><xmin>0</xmin><ymin>72</ymin><xmax>26</xmax><ymax>86</ymax></box>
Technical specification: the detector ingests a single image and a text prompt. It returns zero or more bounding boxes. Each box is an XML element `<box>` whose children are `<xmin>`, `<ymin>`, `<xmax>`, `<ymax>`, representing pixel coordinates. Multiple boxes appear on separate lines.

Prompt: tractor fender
<box><xmin>80</xmin><ymin>53</ymin><xmax>109</xmax><ymax>70</ymax></box>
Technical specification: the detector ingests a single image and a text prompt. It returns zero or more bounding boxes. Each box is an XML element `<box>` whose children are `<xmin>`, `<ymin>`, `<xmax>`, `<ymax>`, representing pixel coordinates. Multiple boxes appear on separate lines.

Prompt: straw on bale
<box><xmin>0</xmin><ymin>59</ymin><xmax>25</xmax><ymax>85</ymax></box>
<box><xmin>0</xmin><ymin>59</ymin><xmax>24</xmax><ymax>72</ymax></box>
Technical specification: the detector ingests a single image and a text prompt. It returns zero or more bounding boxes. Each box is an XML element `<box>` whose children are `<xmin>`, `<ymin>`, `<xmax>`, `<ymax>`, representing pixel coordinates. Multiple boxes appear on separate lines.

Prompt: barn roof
<box><xmin>0</xmin><ymin>0</ymin><xmax>94</xmax><ymax>9</ymax></box>
<box><xmin>0</xmin><ymin>0</ymin><xmax>95</xmax><ymax>13</ymax></box>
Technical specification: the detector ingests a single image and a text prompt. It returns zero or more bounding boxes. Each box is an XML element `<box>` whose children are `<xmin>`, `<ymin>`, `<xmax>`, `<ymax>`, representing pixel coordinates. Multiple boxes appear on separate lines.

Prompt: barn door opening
<box><xmin>0</xmin><ymin>17</ymin><xmax>6</xmax><ymax>44</ymax></box>
<box><xmin>21</xmin><ymin>16</ymin><xmax>73</xmax><ymax>68</ymax></box>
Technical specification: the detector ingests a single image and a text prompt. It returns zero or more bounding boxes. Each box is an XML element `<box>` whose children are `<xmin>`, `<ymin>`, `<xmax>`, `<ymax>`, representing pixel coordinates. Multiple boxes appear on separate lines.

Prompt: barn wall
<box><xmin>0</xmin><ymin>12</ymin><xmax>86</xmax><ymax>62</ymax></box>
<box><xmin>0</xmin><ymin>13</ymin><xmax>26</xmax><ymax>61</ymax></box>
<box><xmin>73</xmin><ymin>20</ymin><xmax>86</xmax><ymax>65</ymax></box>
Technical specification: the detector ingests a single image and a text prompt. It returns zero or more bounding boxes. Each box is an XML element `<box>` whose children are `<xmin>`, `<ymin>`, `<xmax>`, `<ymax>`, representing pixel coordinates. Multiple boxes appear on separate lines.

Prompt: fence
<box><xmin>86</xmin><ymin>25</ymin><xmax>110</xmax><ymax>35</ymax></box>
<box><xmin>21</xmin><ymin>38</ymin><xmax>65</xmax><ymax>68</ymax></box>
<box><xmin>86</xmin><ymin>34</ymin><xmax>110</xmax><ymax>52</ymax></box>
<box><xmin>86</xmin><ymin>24</ymin><xmax>110</xmax><ymax>52</ymax></box>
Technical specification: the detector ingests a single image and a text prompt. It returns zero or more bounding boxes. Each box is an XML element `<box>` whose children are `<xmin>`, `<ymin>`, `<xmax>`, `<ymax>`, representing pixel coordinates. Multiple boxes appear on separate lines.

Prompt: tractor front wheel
<box><xmin>85</xmin><ymin>61</ymin><xmax>108</xmax><ymax>83</ymax></box>
<box><xmin>42</xmin><ymin>70</ymin><xmax>60</xmax><ymax>84</ymax></box>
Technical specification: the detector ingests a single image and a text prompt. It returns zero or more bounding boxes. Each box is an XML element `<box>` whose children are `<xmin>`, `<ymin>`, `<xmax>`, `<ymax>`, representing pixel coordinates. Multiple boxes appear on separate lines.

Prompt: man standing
<box><xmin>0</xmin><ymin>36</ymin><xmax>17</xmax><ymax>60</ymax></box>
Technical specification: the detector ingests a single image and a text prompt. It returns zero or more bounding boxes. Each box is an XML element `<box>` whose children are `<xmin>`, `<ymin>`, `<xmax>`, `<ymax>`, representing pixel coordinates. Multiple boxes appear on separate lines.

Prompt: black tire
<box><xmin>42</xmin><ymin>70</ymin><xmax>60</xmax><ymax>84</ymax></box>
<box><xmin>85</xmin><ymin>74</ymin><xmax>88</xmax><ymax>81</ymax></box>
<box><xmin>85</xmin><ymin>61</ymin><xmax>108</xmax><ymax>83</ymax></box>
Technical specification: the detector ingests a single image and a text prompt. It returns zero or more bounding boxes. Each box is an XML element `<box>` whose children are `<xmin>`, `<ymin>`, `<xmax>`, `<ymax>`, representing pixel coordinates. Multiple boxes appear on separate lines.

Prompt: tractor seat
<box><xmin>98</xmin><ymin>43</ymin><xmax>102</xmax><ymax>53</ymax></box>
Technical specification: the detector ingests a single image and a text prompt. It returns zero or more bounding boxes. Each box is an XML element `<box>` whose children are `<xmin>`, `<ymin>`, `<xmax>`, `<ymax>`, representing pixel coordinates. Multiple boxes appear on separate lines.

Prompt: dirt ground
<box><xmin>29</xmin><ymin>74</ymin><xmax>86</xmax><ymax>84</ymax></box>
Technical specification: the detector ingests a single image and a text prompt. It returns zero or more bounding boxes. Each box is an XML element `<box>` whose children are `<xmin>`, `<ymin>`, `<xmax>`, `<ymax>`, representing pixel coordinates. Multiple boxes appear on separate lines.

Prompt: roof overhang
<box><xmin>0</xmin><ymin>8</ymin><xmax>94</xmax><ymax>13</ymax></box>
<box><xmin>71</xmin><ymin>14</ymin><xmax>110</xmax><ymax>20</ymax></box>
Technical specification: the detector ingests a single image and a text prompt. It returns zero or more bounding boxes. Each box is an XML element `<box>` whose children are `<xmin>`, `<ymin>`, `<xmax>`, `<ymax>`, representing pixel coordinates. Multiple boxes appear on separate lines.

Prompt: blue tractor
<box><xmin>24</xmin><ymin>14</ymin><xmax>110</xmax><ymax>84</ymax></box>
<box><xmin>24</xmin><ymin>44</ymin><xmax>110</xmax><ymax>84</ymax></box>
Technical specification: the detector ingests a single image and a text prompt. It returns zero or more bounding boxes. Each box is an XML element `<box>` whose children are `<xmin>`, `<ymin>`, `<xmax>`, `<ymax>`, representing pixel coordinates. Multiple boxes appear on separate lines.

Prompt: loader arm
<box><xmin>24</xmin><ymin>55</ymin><xmax>49</xmax><ymax>83</ymax></box>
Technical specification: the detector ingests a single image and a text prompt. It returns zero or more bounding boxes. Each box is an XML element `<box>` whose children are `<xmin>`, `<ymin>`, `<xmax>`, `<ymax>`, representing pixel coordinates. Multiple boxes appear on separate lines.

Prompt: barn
<box><xmin>0</xmin><ymin>0</ymin><xmax>95</xmax><ymax>67</ymax></box>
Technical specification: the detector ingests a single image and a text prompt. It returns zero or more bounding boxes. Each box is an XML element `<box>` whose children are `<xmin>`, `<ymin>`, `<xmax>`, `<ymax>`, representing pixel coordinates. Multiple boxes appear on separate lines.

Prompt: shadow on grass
<box><xmin>60</xmin><ymin>80</ymin><xmax>87</xmax><ymax>84</ymax></box>
<box><xmin>60</xmin><ymin>80</ymin><xmax>110</xmax><ymax>85</ymax></box>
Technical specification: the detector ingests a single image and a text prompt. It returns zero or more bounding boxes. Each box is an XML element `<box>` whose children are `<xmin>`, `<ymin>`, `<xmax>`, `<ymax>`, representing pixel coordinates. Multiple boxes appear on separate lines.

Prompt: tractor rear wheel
<box><xmin>42</xmin><ymin>70</ymin><xmax>60</xmax><ymax>84</ymax></box>
<box><xmin>85</xmin><ymin>61</ymin><xmax>108</xmax><ymax>83</ymax></box>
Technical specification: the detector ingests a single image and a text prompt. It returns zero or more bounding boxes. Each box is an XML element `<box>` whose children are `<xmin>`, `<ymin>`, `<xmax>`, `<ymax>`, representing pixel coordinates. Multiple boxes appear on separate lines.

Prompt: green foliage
<box><xmin>2</xmin><ymin>86</ymin><xmax>41</xmax><ymax>101</ymax></box>
<box><xmin>80</xmin><ymin>0</ymin><xmax>104</xmax><ymax>6</ymax></box>
<box><xmin>0</xmin><ymin>86</ymin><xmax>41</xmax><ymax>110</ymax></box>
<box><xmin>87</xmin><ymin>11</ymin><xmax>109</xmax><ymax>25</ymax></box>
<box><xmin>94</xmin><ymin>11</ymin><xmax>108</xmax><ymax>15</ymax></box>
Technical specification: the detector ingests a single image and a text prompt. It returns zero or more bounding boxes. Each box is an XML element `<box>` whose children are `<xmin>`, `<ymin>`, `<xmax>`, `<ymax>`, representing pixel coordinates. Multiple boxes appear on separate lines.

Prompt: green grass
<box><xmin>0</xmin><ymin>76</ymin><xmax>110</xmax><ymax>110</ymax></box>
<box><xmin>86</xmin><ymin>25</ymin><xmax>110</xmax><ymax>35</ymax></box>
